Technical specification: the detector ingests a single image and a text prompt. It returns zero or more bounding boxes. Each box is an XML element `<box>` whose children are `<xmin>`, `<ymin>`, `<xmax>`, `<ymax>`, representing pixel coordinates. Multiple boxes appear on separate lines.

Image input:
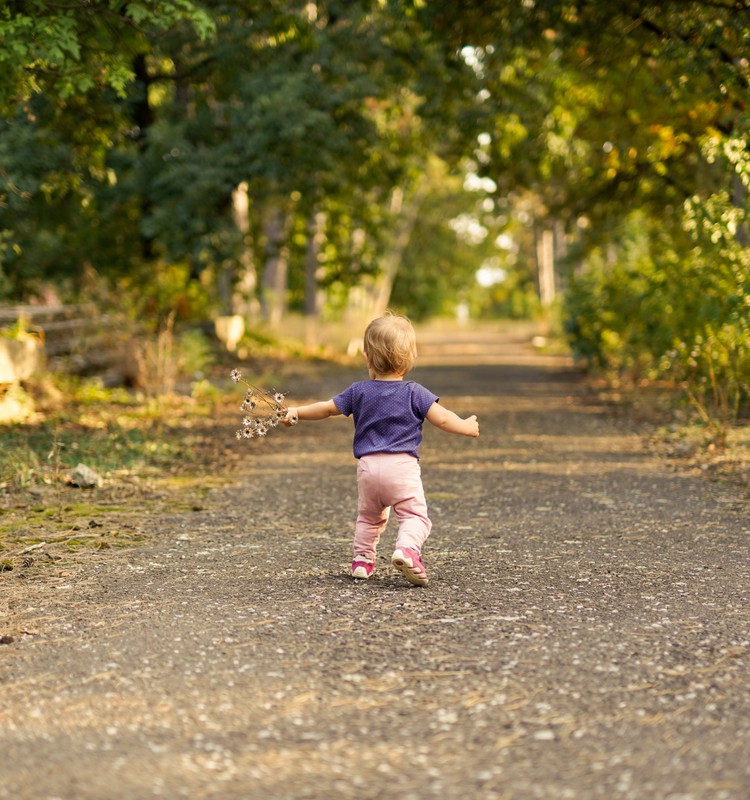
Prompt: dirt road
<box><xmin>2</xmin><ymin>324</ymin><xmax>749</xmax><ymax>799</ymax></box>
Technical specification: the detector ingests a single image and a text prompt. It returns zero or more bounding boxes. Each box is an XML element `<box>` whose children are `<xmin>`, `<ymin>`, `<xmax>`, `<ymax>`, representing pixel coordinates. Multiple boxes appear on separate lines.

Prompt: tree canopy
<box><xmin>1</xmin><ymin>1</ymin><xmax>748</xmax><ymax>419</ymax></box>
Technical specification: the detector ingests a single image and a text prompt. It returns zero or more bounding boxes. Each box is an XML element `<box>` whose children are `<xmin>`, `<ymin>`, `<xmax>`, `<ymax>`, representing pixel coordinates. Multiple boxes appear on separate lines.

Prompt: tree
<box><xmin>0</xmin><ymin>0</ymin><xmax>214</xmax><ymax>300</ymax></box>
<box><xmin>113</xmin><ymin>0</ymin><xmax>481</xmax><ymax>322</ymax></box>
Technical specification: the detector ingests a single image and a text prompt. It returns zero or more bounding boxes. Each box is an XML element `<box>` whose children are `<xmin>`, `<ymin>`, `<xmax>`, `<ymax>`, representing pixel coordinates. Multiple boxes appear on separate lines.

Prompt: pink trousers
<box><xmin>354</xmin><ymin>453</ymin><xmax>432</xmax><ymax>561</ymax></box>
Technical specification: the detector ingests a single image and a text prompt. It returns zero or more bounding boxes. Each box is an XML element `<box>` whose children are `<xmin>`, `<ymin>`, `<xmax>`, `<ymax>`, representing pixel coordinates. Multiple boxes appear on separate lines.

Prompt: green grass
<box><xmin>0</xmin><ymin>382</ymin><xmax>227</xmax><ymax>488</ymax></box>
<box><xmin>0</xmin><ymin>374</ymin><xmax>241</xmax><ymax>578</ymax></box>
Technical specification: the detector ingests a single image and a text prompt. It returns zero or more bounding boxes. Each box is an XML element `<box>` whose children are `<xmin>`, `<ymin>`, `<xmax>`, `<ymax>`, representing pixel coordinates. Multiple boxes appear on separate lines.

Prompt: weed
<box><xmin>229</xmin><ymin>368</ymin><xmax>288</xmax><ymax>439</ymax></box>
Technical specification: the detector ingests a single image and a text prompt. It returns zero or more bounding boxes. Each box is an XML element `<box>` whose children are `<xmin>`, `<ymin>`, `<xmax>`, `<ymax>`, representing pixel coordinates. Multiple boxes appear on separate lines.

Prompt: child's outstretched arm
<box><xmin>426</xmin><ymin>402</ymin><xmax>479</xmax><ymax>438</ymax></box>
<box><xmin>282</xmin><ymin>400</ymin><xmax>341</xmax><ymax>426</ymax></box>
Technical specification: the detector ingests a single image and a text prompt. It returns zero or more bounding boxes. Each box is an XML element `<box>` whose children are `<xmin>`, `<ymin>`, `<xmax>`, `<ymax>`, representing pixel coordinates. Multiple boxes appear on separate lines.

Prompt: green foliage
<box><xmin>564</xmin><ymin>204</ymin><xmax>750</xmax><ymax>434</ymax></box>
<box><xmin>390</xmin><ymin>159</ymin><xmax>532</xmax><ymax>320</ymax></box>
<box><xmin>433</xmin><ymin>0</ymin><xmax>750</xmax><ymax>432</ymax></box>
<box><xmin>1</xmin><ymin>0</ymin><xmax>749</xmax><ymax>445</ymax></box>
<box><xmin>113</xmin><ymin>261</ymin><xmax>217</xmax><ymax>326</ymax></box>
<box><xmin>1</xmin><ymin>314</ymin><xmax>34</xmax><ymax>340</ymax></box>
<box><xmin>3</xmin><ymin>0</ymin><xmax>480</xmax><ymax>308</ymax></box>
<box><xmin>0</xmin><ymin>0</ymin><xmax>214</xmax><ymax>110</ymax></box>
<box><xmin>1</xmin><ymin>408</ymin><xmax>166</xmax><ymax>490</ymax></box>
<box><xmin>175</xmin><ymin>328</ymin><xmax>216</xmax><ymax>378</ymax></box>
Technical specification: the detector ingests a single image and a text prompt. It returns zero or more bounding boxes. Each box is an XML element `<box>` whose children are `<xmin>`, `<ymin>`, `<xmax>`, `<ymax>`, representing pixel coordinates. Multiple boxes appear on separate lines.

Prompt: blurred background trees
<box><xmin>1</xmin><ymin>1</ymin><xmax>748</xmax><ymax>424</ymax></box>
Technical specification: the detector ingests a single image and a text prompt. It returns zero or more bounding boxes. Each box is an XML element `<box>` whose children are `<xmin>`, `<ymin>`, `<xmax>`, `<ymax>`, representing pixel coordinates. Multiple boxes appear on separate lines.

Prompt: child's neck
<box><xmin>370</xmin><ymin>371</ymin><xmax>404</xmax><ymax>381</ymax></box>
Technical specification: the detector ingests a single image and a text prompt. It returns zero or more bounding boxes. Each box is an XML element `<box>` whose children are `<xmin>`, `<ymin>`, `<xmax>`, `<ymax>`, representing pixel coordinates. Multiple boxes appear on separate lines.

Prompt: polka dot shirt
<box><xmin>333</xmin><ymin>380</ymin><xmax>439</xmax><ymax>459</ymax></box>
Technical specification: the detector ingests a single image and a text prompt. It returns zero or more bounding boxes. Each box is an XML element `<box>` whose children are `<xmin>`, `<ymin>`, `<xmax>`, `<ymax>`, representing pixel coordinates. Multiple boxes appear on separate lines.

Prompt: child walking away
<box><xmin>282</xmin><ymin>313</ymin><xmax>479</xmax><ymax>586</ymax></box>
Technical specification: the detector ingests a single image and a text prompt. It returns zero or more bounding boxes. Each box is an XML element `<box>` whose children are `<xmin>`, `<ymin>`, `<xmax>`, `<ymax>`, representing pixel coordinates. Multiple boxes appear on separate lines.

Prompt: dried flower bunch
<box><xmin>230</xmin><ymin>369</ymin><xmax>287</xmax><ymax>439</ymax></box>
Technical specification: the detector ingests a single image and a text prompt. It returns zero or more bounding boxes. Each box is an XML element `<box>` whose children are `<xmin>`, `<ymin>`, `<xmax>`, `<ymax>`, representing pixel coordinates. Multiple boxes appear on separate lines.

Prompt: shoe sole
<box><xmin>391</xmin><ymin>551</ymin><xmax>429</xmax><ymax>586</ymax></box>
<box><xmin>351</xmin><ymin>566</ymin><xmax>373</xmax><ymax>579</ymax></box>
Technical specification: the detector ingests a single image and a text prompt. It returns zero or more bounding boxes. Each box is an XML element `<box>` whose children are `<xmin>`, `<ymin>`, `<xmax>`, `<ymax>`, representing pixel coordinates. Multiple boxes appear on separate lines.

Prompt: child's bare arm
<box><xmin>283</xmin><ymin>400</ymin><xmax>341</xmax><ymax>426</ymax></box>
<box><xmin>426</xmin><ymin>402</ymin><xmax>479</xmax><ymax>438</ymax></box>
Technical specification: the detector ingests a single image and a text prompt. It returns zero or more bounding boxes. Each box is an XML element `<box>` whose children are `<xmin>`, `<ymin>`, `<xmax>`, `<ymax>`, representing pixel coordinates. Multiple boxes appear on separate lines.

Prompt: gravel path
<box><xmin>1</xmin><ymin>326</ymin><xmax>749</xmax><ymax>800</ymax></box>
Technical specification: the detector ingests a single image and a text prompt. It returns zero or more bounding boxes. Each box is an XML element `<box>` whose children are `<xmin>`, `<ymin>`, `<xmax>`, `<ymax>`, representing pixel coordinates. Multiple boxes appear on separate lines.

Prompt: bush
<box><xmin>564</xmin><ymin>208</ymin><xmax>750</xmax><ymax>437</ymax></box>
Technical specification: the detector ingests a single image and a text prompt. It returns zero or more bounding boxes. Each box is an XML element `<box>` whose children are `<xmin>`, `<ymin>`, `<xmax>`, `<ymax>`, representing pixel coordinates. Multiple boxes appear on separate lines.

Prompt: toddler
<box><xmin>283</xmin><ymin>313</ymin><xmax>479</xmax><ymax>586</ymax></box>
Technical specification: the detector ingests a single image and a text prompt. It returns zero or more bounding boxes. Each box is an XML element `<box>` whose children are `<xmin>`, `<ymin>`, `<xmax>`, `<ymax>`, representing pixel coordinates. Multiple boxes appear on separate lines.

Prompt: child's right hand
<box><xmin>426</xmin><ymin>402</ymin><xmax>479</xmax><ymax>437</ymax></box>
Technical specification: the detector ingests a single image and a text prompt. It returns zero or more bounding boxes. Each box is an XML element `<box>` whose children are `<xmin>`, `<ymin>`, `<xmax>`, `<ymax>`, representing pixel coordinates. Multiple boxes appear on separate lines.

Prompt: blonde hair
<box><xmin>363</xmin><ymin>312</ymin><xmax>417</xmax><ymax>376</ymax></box>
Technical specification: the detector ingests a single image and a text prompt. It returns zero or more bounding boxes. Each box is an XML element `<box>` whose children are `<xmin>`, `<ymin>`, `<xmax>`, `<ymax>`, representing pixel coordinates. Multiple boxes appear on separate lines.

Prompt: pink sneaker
<box><xmin>351</xmin><ymin>558</ymin><xmax>374</xmax><ymax>579</ymax></box>
<box><xmin>391</xmin><ymin>547</ymin><xmax>429</xmax><ymax>586</ymax></box>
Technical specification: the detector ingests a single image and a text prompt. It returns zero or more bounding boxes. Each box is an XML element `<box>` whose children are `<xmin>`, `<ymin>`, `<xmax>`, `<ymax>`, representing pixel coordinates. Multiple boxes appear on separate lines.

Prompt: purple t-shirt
<box><xmin>333</xmin><ymin>380</ymin><xmax>439</xmax><ymax>459</ymax></box>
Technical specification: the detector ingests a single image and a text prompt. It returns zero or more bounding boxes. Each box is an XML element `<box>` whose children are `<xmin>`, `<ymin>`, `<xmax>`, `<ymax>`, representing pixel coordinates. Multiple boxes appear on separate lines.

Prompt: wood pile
<box><xmin>0</xmin><ymin>305</ymin><xmax>122</xmax><ymax>376</ymax></box>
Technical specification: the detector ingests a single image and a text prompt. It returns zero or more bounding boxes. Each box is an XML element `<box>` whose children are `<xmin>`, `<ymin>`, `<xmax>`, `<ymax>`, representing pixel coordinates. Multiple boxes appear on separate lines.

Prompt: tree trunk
<box><xmin>370</xmin><ymin>181</ymin><xmax>427</xmax><ymax>318</ymax></box>
<box><xmin>536</xmin><ymin>225</ymin><xmax>556</xmax><ymax>336</ymax></box>
<box><xmin>261</xmin><ymin>204</ymin><xmax>290</xmax><ymax>327</ymax></box>
<box><xmin>536</xmin><ymin>227</ymin><xmax>555</xmax><ymax>307</ymax></box>
<box><xmin>132</xmin><ymin>54</ymin><xmax>155</xmax><ymax>261</ymax></box>
<box><xmin>304</xmin><ymin>209</ymin><xmax>326</xmax><ymax>347</ymax></box>
<box><xmin>231</xmin><ymin>181</ymin><xmax>260</xmax><ymax>320</ymax></box>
